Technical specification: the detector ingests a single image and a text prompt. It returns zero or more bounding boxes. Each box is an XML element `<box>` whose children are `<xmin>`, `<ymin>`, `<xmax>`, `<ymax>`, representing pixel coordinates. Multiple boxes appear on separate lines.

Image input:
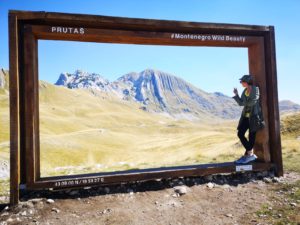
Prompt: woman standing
<box><xmin>233</xmin><ymin>74</ymin><xmax>265</xmax><ymax>164</ymax></box>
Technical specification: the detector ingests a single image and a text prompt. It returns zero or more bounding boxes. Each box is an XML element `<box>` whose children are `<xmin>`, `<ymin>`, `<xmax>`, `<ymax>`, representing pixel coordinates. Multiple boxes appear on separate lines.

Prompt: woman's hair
<box><xmin>247</xmin><ymin>79</ymin><xmax>253</xmax><ymax>85</ymax></box>
<box><xmin>239</xmin><ymin>74</ymin><xmax>254</xmax><ymax>85</ymax></box>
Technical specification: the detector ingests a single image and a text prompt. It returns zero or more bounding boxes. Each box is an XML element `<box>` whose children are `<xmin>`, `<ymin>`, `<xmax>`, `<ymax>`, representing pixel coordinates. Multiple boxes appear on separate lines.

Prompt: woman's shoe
<box><xmin>234</xmin><ymin>155</ymin><xmax>247</xmax><ymax>164</ymax></box>
<box><xmin>241</xmin><ymin>154</ymin><xmax>257</xmax><ymax>164</ymax></box>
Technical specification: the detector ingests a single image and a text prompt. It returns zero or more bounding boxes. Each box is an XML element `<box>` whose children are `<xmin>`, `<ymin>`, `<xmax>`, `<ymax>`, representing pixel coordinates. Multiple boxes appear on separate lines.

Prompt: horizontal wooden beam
<box><xmin>26</xmin><ymin>162</ymin><xmax>274</xmax><ymax>190</ymax></box>
<box><xmin>9</xmin><ymin>10</ymin><xmax>271</xmax><ymax>35</ymax></box>
<box><xmin>31</xmin><ymin>24</ymin><xmax>262</xmax><ymax>47</ymax></box>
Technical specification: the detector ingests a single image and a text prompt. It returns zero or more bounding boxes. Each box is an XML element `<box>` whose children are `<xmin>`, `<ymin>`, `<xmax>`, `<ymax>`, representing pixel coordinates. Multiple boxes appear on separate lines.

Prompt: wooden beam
<box><xmin>27</xmin><ymin>162</ymin><xmax>274</xmax><ymax>190</ymax></box>
<box><xmin>31</xmin><ymin>25</ymin><xmax>260</xmax><ymax>47</ymax></box>
<box><xmin>8</xmin><ymin>12</ymin><xmax>20</xmax><ymax>206</ymax></box>
<box><xmin>23</xmin><ymin>25</ymin><xmax>36</xmax><ymax>186</ymax></box>
<box><xmin>9</xmin><ymin>10</ymin><xmax>270</xmax><ymax>33</ymax></box>
<box><xmin>248</xmin><ymin>39</ymin><xmax>271</xmax><ymax>162</ymax></box>
<box><xmin>264</xmin><ymin>27</ymin><xmax>283</xmax><ymax>176</ymax></box>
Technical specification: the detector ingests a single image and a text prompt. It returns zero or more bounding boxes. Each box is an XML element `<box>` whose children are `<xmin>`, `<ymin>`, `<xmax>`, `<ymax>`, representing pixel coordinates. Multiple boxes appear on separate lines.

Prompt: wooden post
<box><xmin>248</xmin><ymin>39</ymin><xmax>271</xmax><ymax>163</ymax></box>
<box><xmin>9</xmin><ymin>12</ymin><xmax>20</xmax><ymax>206</ymax></box>
<box><xmin>265</xmin><ymin>27</ymin><xmax>283</xmax><ymax>176</ymax></box>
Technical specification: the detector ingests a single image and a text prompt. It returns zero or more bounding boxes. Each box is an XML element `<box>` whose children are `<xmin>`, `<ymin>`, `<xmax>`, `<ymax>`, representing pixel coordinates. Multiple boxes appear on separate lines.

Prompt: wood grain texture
<box><xmin>248</xmin><ymin>38</ymin><xmax>270</xmax><ymax>162</ymax></box>
<box><xmin>264</xmin><ymin>27</ymin><xmax>283</xmax><ymax>176</ymax></box>
<box><xmin>27</xmin><ymin>162</ymin><xmax>274</xmax><ymax>190</ymax></box>
<box><xmin>9</xmin><ymin>12</ymin><xmax>20</xmax><ymax>206</ymax></box>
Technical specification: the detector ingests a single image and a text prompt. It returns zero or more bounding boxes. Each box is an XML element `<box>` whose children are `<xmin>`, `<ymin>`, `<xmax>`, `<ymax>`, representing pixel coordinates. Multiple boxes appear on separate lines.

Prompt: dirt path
<box><xmin>41</xmin><ymin>128</ymin><xmax>106</xmax><ymax>140</ymax></box>
<box><xmin>0</xmin><ymin>171</ymin><xmax>299</xmax><ymax>225</ymax></box>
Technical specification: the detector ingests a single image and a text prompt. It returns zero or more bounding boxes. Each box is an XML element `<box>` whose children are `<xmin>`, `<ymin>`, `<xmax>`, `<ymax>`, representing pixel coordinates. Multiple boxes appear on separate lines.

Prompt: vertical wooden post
<box><xmin>23</xmin><ymin>25</ymin><xmax>37</xmax><ymax>186</ymax></box>
<box><xmin>248</xmin><ymin>39</ymin><xmax>271</xmax><ymax>163</ymax></box>
<box><xmin>265</xmin><ymin>27</ymin><xmax>283</xmax><ymax>177</ymax></box>
<box><xmin>9</xmin><ymin>12</ymin><xmax>20</xmax><ymax>206</ymax></box>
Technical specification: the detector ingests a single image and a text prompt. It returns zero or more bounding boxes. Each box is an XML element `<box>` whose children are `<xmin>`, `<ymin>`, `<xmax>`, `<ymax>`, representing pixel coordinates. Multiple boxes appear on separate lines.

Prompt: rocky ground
<box><xmin>0</xmin><ymin>170</ymin><xmax>299</xmax><ymax>225</ymax></box>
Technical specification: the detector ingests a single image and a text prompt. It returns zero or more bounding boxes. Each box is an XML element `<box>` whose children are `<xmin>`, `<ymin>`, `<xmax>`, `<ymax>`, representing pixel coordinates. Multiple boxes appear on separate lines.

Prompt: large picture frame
<box><xmin>9</xmin><ymin>10</ymin><xmax>283</xmax><ymax>205</ymax></box>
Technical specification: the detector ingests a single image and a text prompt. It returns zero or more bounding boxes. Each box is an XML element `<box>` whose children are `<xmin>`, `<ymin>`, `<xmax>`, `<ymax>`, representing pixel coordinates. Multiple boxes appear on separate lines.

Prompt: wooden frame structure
<box><xmin>8</xmin><ymin>10</ymin><xmax>283</xmax><ymax>206</ymax></box>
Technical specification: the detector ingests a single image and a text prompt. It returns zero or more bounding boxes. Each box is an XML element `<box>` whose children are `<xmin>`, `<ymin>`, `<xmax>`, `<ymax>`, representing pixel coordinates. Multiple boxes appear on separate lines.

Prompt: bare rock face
<box><xmin>55</xmin><ymin>70</ymin><xmax>110</xmax><ymax>91</ymax></box>
<box><xmin>0</xmin><ymin>69</ymin><xmax>8</xmax><ymax>89</ymax></box>
<box><xmin>115</xmin><ymin>69</ymin><xmax>241</xmax><ymax>119</ymax></box>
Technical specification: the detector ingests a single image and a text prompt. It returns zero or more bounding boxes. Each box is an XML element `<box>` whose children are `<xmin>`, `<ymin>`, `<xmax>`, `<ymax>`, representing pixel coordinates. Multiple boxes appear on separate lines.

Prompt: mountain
<box><xmin>55</xmin><ymin>70</ymin><xmax>111</xmax><ymax>91</ymax></box>
<box><xmin>0</xmin><ymin>69</ymin><xmax>9</xmax><ymax>90</ymax></box>
<box><xmin>113</xmin><ymin>69</ymin><xmax>241</xmax><ymax>119</ymax></box>
<box><xmin>55</xmin><ymin>69</ymin><xmax>241</xmax><ymax>120</ymax></box>
<box><xmin>279</xmin><ymin>100</ymin><xmax>300</xmax><ymax>113</ymax></box>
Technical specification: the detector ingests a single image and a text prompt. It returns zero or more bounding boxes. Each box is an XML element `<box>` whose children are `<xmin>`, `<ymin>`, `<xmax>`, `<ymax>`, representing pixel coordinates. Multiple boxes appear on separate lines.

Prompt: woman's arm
<box><xmin>232</xmin><ymin>86</ymin><xmax>259</xmax><ymax>107</ymax></box>
<box><xmin>232</xmin><ymin>89</ymin><xmax>245</xmax><ymax>106</ymax></box>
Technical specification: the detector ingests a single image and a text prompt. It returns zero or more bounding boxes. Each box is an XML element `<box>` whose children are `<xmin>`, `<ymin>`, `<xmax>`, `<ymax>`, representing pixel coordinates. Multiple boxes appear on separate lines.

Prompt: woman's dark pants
<box><xmin>237</xmin><ymin>116</ymin><xmax>256</xmax><ymax>154</ymax></box>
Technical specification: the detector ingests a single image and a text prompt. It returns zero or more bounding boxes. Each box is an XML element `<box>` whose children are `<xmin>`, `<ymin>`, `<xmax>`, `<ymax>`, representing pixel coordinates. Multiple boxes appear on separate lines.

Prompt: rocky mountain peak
<box><xmin>55</xmin><ymin>70</ymin><xmax>110</xmax><ymax>91</ymax></box>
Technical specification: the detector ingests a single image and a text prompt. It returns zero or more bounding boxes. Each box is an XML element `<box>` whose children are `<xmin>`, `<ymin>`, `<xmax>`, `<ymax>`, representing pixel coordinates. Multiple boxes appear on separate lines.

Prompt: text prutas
<box><xmin>51</xmin><ymin>26</ymin><xmax>85</xmax><ymax>34</ymax></box>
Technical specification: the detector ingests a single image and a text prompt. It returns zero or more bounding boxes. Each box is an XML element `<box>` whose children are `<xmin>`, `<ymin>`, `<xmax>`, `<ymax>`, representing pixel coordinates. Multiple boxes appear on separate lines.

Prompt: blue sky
<box><xmin>0</xmin><ymin>0</ymin><xmax>299</xmax><ymax>103</ymax></box>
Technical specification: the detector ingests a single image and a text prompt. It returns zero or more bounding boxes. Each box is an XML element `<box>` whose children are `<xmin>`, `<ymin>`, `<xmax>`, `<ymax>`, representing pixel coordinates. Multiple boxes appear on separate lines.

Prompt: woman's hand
<box><xmin>233</xmin><ymin>88</ymin><xmax>238</xmax><ymax>96</ymax></box>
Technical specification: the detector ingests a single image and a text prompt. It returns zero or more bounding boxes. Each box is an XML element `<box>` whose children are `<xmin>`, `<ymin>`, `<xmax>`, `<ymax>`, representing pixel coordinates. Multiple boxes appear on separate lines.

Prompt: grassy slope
<box><xmin>38</xmin><ymin>81</ymin><xmax>241</xmax><ymax>176</ymax></box>
<box><xmin>0</xmin><ymin>71</ymin><xmax>9</xmax><ymax>162</ymax></box>
<box><xmin>280</xmin><ymin>112</ymin><xmax>300</xmax><ymax>173</ymax></box>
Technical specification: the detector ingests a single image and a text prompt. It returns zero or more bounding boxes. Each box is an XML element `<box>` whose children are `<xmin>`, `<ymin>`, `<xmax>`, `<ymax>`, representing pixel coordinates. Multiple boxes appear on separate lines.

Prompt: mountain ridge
<box><xmin>54</xmin><ymin>68</ymin><xmax>241</xmax><ymax>120</ymax></box>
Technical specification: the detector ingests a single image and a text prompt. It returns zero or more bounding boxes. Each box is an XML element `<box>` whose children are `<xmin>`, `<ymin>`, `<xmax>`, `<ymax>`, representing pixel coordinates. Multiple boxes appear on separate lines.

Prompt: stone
<box><xmin>29</xmin><ymin>198</ymin><xmax>43</xmax><ymax>204</ymax></box>
<box><xmin>206</xmin><ymin>182</ymin><xmax>215</xmax><ymax>189</ymax></box>
<box><xmin>173</xmin><ymin>185</ymin><xmax>188</xmax><ymax>195</ymax></box>
<box><xmin>69</xmin><ymin>190</ymin><xmax>79</xmax><ymax>196</ymax></box>
<box><xmin>204</xmin><ymin>175</ymin><xmax>213</xmax><ymax>182</ymax></box>
<box><xmin>6</xmin><ymin>218</ymin><xmax>14</xmax><ymax>223</ymax></box>
<box><xmin>1</xmin><ymin>212</ymin><xmax>9</xmax><ymax>217</ymax></box>
<box><xmin>101</xmin><ymin>208</ymin><xmax>112</xmax><ymax>214</ymax></box>
<box><xmin>290</xmin><ymin>202</ymin><xmax>297</xmax><ymax>207</ymax></box>
<box><xmin>127</xmin><ymin>188</ymin><xmax>134</xmax><ymax>194</ymax></box>
<box><xmin>51</xmin><ymin>208</ymin><xmax>60</xmax><ymax>213</ymax></box>
<box><xmin>22</xmin><ymin>201</ymin><xmax>34</xmax><ymax>209</ymax></box>
<box><xmin>257</xmin><ymin>171</ymin><xmax>269</xmax><ymax>177</ymax></box>
<box><xmin>46</xmin><ymin>199</ymin><xmax>55</xmax><ymax>204</ymax></box>
<box><xmin>172</xmin><ymin>193</ymin><xmax>179</xmax><ymax>198</ymax></box>
<box><xmin>225</xmin><ymin>213</ymin><xmax>233</xmax><ymax>218</ymax></box>
<box><xmin>272</xmin><ymin>177</ymin><xmax>281</xmax><ymax>183</ymax></box>
<box><xmin>104</xmin><ymin>187</ymin><xmax>110</xmax><ymax>194</ymax></box>
<box><xmin>268</xmin><ymin>171</ymin><xmax>275</xmax><ymax>178</ymax></box>
<box><xmin>222</xmin><ymin>184</ymin><xmax>231</xmax><ymax>189</ymax></box>
<box><xmin>263</xmin><ymin>177</ymin><xmax>272</xmax><ymax>183</ymax></box>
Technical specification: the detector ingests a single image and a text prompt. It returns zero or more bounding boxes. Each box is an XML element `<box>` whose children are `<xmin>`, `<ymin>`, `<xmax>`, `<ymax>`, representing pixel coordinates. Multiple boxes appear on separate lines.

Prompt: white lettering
<box><xmin>51</xmin><ymin>26</ymin><xmax>85</xmax><ymax>35</ymax></box>
<box><xmin>171</xmin><ymin>33</ymin><xmax>246</xmax><ymax>42</ymax></box>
